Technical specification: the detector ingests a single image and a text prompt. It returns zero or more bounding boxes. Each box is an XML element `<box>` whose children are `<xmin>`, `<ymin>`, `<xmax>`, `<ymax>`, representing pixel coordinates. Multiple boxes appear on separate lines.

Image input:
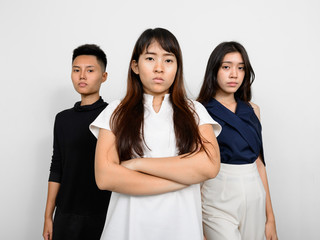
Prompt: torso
<box><xmin>53</xmin><ymin>98</ymin><xmax>111</xmax><ymax>215</ymax></box>
<box><xmin>204</xmin><ymin>98</ymin><xmax>264</xmax><ymax>165</ymax></box>
<box><xmin>100</xmin><ymin>94</ymin><xmax>204</xmax><ymax>240</ymax></box>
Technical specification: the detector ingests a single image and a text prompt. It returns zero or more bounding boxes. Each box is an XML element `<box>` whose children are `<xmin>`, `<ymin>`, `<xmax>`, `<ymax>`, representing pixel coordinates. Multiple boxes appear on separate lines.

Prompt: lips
<box><xmin>78</xmin><ymin>82</ymin><xmax>87</xmax><ymax>87</ymax></box>
<box><xmin>227</xmin><ymin>82</ymin><xmax>237</xmax><ymax>87</ymax></box>
<box><xmin>153</xmin><ymin>77</ymin><xmax>164</xmax><ymax>83</ymax></box>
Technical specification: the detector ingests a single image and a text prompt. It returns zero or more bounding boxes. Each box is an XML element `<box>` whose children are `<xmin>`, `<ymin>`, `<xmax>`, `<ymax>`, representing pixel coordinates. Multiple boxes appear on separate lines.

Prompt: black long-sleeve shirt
<box><xmin>49</xmin><ymin>97</ymin><xmax>111</xmax><ymax>215</ymax></box>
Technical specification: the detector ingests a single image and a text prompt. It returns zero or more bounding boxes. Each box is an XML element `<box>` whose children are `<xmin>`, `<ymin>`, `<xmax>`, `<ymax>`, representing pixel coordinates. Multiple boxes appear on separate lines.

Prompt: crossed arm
<box><xmin>94</xmin><ymin>124</ymin><xmax>220</xmax><ymax>195</ymax></box>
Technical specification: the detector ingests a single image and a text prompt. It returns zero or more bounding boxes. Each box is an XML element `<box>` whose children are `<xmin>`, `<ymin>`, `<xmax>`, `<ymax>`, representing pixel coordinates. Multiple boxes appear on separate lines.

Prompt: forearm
<box><xmin>96</xmin><ymin>161</ymin><xmax>188</xmax><ymax>195</ymax></box>
<box><xmin>256</xmin><ymin>159</ymin><xmax>276</xmax><ymax>222</ymax></box>
<box><xmin>132</xmin><ymin>150</ymin><xmax>220</xmax><ymax>185</ymax></box>
<box><xmin>123</xmin><ymin>124</ymin><xmax>220</xmax><ymax>185</ymax></box>
<box><xmin>95</xmin><ymin>129</ymin><xmax>188</xmax><ymax>195</ymax></box>
<box><xmin>44</xmin><ymin>181</ymin><xmax>60</xmax><ymax>219</ymax></box>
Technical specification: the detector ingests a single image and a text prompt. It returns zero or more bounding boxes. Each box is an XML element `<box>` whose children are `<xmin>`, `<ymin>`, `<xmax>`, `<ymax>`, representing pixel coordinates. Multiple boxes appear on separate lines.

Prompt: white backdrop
<box><xmin>1</xmin><ymin>0</ymin><xmax>319</xmax><ymax>239</ymax></box>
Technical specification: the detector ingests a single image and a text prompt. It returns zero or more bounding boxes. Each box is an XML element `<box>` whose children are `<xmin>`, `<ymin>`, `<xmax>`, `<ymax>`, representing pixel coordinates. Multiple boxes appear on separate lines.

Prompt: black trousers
<box><xmin>52</xmin><ymin>208</ymin><xmax>106</xmax><ymax>240</ymax></box>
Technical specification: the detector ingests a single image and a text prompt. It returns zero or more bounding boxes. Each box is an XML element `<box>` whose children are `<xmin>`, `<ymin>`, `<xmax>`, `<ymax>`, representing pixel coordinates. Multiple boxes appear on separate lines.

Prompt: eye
<box><xmin>73</xmin><ymin>69</ymin><xmax>80</xmax><ymax>72</ymax></box>
<box><xmin>146</xmin><ymin>57</ymin><xmax>154</xmax><ymax>61</ymax></box>
<box><xmin>222</xmin><ymin>65</ymin><xmax>230</xmax><ymax>70</ymax></box>
<box><xmin>238</xmin><ymin>66</ymin><xmax>245</xmax><ymax>71</ymax></box>
<box><xmin>87</xmin><ymin>69</ymin><xmax>94</xmax><ymax>73</ymax></box>
<box><xmin>165</xmin><ymin>59</ymin><xmax>174</xmax><ymax>63</ymax></box>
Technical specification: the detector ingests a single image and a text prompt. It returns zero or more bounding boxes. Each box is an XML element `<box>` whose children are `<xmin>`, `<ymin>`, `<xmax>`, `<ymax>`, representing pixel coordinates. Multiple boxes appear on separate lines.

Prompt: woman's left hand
<box><xmin>265</xmin><ymin>220</ymin><xmax>278</xmax><ymax>240</ymax></box>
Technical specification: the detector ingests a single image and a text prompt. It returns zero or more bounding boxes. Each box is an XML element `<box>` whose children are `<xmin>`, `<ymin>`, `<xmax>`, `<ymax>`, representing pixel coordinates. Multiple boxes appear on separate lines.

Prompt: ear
<box><xmin>131</xmin><ymin>60</ymin><xmax>139</xmax><ymax>74</ymax></box>
<box><xmin>101</xmin><ymin>72</ymin><xmax>108</xmax><ymax>83</ymax></box>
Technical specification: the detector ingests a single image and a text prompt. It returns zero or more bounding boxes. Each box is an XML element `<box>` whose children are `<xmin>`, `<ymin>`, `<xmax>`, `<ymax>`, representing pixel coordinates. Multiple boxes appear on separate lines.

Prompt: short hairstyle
<box><xmin>197</xmin><ymin>41</ymin><xmax>255</xmax><ymax>104</ymax></box>
<box><xmin>72</xmin><ymin>44</ymin><xmax>107</xmax><ymax>71</ymax></box>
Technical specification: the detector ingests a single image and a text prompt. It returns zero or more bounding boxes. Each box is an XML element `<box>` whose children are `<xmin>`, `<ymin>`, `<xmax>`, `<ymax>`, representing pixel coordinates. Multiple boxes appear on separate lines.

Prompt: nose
<box><xmin>80</xmin><ymin>70</ymin><xmax>86</xmax><ymax>80</ymax></box>
<box><xmin>154</xmin><ymin>60</ymin><xmax>163</xmax><ymax>73</ymax></box>
<box><xmin>230</xmin><ymin>67</ymin><xmax>238</xmax><ymax>78</ymax></box>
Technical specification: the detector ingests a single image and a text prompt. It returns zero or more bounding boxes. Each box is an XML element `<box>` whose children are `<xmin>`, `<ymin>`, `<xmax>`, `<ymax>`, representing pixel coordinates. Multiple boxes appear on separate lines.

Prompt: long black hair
<box><xmin>197</xmin><ymin>41</ymin><xmax>255</xmax><ymax>104</ymax></box>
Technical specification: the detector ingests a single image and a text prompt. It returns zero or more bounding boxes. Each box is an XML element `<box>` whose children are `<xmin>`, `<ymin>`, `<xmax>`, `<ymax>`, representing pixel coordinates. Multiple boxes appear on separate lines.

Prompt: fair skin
<box><xmin>71</xmin><ymin>55</ymin><xmax>108</xmax><ymax>105</ymax></box>
<box><xmin>215</xmin><ymin>52</ymin><xmax>245</xmax><ymax>110</ymax></box>
<box><xmin>42</xmin><ymin>54</ymin><xmax>107</xmax><ymax>240</ymax></box>
<box><xmin>131</xmin><ymin>41</ymin><xmax>177</xmax><ymax>112</ymax></box>
<box><xmin>43</xmin><ymin>182</ymin><xmax>60</xmax><ymax>240</ymax></box>
<box><xmin>95</xmin><ymin>41</ymin><xmax>220</xmax><ymax>196</ymax></box>
<box><xmin>214</xmin><ymin>52</ymin><xmax>278</xmax><ymax>240</ymax></box>
<box><xmin>251</xmin><ymin>104</ymin><xmax>278</xmax><ymax>240</ymax></box>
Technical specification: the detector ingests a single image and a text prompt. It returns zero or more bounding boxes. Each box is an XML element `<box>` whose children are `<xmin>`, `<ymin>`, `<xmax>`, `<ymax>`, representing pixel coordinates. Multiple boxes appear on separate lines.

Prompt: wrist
<box><xmin>266</xmin><ymin>214</ymin><xmax>275</xmax><ymax>223</ymax></box>
<box><xmin>44</xmin><ymin>211</ymin><xmax>54</xmax><ymax>220</ymax></box>
<box><xmin>44</xmin><ymin>216</ymin><xmax>53</xmax><ymax>221</ymax></box>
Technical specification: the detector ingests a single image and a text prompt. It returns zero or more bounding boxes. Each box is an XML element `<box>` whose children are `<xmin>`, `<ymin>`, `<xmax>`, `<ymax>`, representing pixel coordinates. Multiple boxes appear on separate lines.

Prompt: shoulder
<box><xmin>188</xmin><ymin>99</ymin><xmax>205</xmax><ymax>111</ymax></box>
<box><xmin>90</xmin><ymin>100</ymin><xmax>120</xmax><ymax>128</ymax></box>
<box><xmin>187</xmin><ymin>99</ymin><xmax>209</xmax><ymax>116</ymax></box>
<box><xmin>96</xmin><ymin>99</ymin><xmax>121</xmax><ymax>120</ymax></box>
<box><xmin>89</xmin><ymin>99</ymin><xmax>121</xmax><ymax>137</ymax></box>
<box><xmin>248</xmin><ymin>101</ymin><xmax>259</xmax><ymax>110</ymax></box>
<box><xmin>55</xmin><ymin>107</ymin><xmax>73</xmax><ymax>120</ymax></box>
<box><xmin>248</xmin><ymin>101</ymin><xmax>261</xmax><ymax>120</ymax></box>
<box><xmin>189</xmin><ymin>99</ymin><xmax>222</xmax><ymax>136</ymax></box>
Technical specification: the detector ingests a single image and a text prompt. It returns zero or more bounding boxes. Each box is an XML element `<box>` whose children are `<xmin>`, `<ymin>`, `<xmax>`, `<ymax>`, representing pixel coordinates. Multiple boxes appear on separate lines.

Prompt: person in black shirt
<box><xmin>43</xmin><ymin>44</ymin><xmax>111</xmax><ymax>240</ymax></box>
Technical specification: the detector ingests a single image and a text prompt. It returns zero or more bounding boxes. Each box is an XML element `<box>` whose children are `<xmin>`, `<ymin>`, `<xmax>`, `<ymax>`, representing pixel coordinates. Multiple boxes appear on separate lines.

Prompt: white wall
<box><xmin>1</xmin><ymin>0</ymin><xmax>319</xmax><ymax>239</ymax></box>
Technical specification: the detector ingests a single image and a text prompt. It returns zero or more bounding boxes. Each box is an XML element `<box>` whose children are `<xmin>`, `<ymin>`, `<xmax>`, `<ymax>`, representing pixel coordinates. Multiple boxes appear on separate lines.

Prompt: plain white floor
<box><xmin>0</xmin><ymin>0</ymin><xmax>319</xmax><ymax>239</ymax></box>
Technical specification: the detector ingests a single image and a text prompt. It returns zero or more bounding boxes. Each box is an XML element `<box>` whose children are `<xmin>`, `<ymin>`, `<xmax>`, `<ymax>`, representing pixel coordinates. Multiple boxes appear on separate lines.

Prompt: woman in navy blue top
<box><xmin>198</xmin><ymin>42</ymin><xmax>278</xmax><ymax>240</ymax></box>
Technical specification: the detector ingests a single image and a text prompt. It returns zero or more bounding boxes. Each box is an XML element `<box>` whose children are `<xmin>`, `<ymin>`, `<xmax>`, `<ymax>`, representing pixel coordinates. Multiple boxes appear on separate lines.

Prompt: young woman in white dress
<box><xmin>89</xmin><ymin>28</ymin><xmax>221</xmax><ymax>240</ymax></box>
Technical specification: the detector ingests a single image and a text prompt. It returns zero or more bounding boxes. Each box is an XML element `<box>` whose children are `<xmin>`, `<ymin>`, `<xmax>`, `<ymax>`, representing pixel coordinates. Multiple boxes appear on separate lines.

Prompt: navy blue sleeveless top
<box><xmin>205</xmin><ymin>98</ymin><xmax>265</xmax><ymax>165</ymax></box>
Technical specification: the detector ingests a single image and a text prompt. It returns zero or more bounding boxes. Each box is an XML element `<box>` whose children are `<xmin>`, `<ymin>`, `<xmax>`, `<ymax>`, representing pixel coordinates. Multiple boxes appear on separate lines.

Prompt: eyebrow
<box><xmin>72</xmin><ymin>65</ymin><xmax>96</xmax><ymax>68</ymax></box>
<box><xmin>222</xmin><ymin>61</ymin><xmax>244</xmax><ymax>64</ymax></box>
<box><xmin>145</xmin><ymin>51</ymin><xmax>175</xmax><ymax>57</ymax></box>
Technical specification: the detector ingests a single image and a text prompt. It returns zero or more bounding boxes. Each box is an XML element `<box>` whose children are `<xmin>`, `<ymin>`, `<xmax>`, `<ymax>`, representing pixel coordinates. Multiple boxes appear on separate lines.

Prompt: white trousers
<box><xmin>202</xmin><ymin>162</ymin><xmax>266</xmax><ymax>240</ymax></box>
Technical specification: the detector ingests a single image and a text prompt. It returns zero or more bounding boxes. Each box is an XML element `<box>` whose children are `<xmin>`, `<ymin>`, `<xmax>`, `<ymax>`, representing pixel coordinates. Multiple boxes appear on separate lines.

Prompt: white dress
<box><xmin>90</xmin><ymin>94</ymin><xmax>221</xmax><ymax>240</ymax></box>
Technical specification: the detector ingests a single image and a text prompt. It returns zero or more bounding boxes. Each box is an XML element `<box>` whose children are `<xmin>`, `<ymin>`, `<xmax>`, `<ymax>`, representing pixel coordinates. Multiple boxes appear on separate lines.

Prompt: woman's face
<box><xmin>216</xmin><ymin>52</ymin><xmax>245</xmax><ymax>96</ymax></box>
<box><xmin>131</xmin><ymin>41</ymin><xmax>177</xmax><ymax>97</ymax></box>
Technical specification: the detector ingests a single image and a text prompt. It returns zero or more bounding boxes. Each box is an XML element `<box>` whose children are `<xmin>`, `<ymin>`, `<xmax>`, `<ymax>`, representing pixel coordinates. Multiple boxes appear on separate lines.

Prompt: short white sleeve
<box><xmin>89</xmin><ymin>100</ymin><xmax>121</xmax><ymax>138</ymax></box>
<box><xmin>192</xmin><ymin>100</ymin><xmax>222</xmax><ymax>137</ymax></box>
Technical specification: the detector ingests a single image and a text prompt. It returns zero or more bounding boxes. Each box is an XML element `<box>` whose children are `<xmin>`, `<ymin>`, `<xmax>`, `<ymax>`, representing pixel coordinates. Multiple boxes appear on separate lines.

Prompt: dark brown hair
<box><xmin>111</xmin><ymin>28</ymin><xmax>205</xmax><ymax>161</ymax></box>
<box><xmin>197</xmin><ymin>41</ymin><xmax>255</xmax><ymax>104</ymax></box>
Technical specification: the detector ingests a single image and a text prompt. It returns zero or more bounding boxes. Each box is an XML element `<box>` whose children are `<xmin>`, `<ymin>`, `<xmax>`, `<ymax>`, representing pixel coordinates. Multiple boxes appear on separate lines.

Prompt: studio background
<box><xmin>1</xmin><ymin>0</ymin><xmax>319</xmax><ymax>239</ymax></box>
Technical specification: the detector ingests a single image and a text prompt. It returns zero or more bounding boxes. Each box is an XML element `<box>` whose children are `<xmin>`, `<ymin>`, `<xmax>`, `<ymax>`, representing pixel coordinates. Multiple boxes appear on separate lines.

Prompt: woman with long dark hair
<box><xmin>90</xmin><ymin>28</ymin><xmax>221</xmax><ymax>240</ymax></box>
<box><xmin>198</xmin><ymin>41</ymin><xmax>278</xmax><ymax>240</ymax></box>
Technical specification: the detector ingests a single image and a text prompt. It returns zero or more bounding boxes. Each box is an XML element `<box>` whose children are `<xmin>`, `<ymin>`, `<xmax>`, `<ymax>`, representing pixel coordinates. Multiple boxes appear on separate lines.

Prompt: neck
<box><xmin>215</xmin><ymin>91</ymin><xmax>236</xmax><ymax>104</ymax></box>
<box><xmin>80</xmin><ymin>93</ymin><xmax>100</xmax><ymax>106</ymax></box>
<box><xmin>215</xmin><ymin>92</ymin><xmax>237</xmax><ymax>112</ymax></box>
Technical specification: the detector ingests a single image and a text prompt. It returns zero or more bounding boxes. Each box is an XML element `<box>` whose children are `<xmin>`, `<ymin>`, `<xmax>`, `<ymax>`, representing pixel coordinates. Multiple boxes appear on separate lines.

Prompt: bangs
<box><xmin>134</xmin><ymin>28</ymin><xmax>181</xmax><ymax>61</ymax></box>
<box><xmin>145</xmin><ymin>37</ymin><xmax>177</xmax><ymax>56</ymax></box>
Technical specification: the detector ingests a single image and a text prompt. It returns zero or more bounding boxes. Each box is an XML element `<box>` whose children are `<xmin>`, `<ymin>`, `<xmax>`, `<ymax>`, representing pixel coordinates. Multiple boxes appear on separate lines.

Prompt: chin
<box><xmin>76</xmin><ymin>90</ymin><xmax>91</xmax><ymax>95</ymax></box>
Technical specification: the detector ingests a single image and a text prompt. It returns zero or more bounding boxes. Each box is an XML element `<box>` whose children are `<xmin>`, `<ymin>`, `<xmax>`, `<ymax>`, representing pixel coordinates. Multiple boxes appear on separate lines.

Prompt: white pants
<box><xmin>202</xmin><ymin>162</ymin><xmax>266</xmax><ymax>240</ymax></box>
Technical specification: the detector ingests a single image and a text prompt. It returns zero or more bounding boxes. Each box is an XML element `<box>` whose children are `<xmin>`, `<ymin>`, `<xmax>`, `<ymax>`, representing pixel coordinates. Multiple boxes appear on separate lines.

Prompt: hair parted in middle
<box><xmin>197</xmin><ymin>41</ymin><xmax>255</xmax><ymax>104</ymax></box>
<box><xmin>111</xmin><ymin>28</ymin><xmax>206</xmax><ymax>161</ymax></box>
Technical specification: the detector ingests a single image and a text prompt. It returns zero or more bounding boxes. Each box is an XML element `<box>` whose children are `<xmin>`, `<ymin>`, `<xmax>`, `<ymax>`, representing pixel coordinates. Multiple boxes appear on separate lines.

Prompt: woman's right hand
<box><xmin>43</xmin><ymin>218</ymin><xmax>53</xmax><ymax>240</ymax></box>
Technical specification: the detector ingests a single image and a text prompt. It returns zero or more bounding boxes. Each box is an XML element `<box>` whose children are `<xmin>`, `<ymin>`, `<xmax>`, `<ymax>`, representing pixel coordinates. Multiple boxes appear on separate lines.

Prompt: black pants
<box><xmin>52</xmin><ymin>208</ymin><xmax>106</xmax><ymax>240</ymax></box>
